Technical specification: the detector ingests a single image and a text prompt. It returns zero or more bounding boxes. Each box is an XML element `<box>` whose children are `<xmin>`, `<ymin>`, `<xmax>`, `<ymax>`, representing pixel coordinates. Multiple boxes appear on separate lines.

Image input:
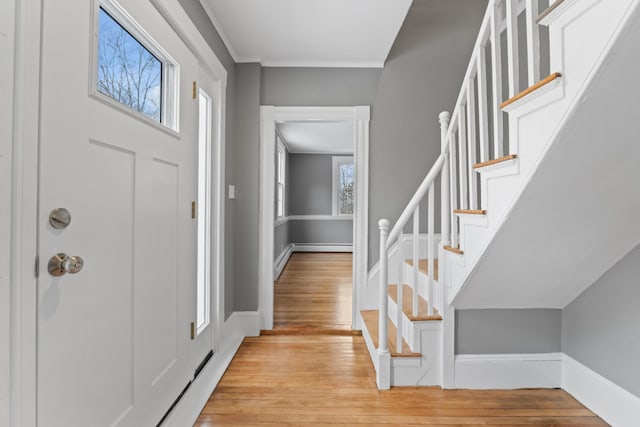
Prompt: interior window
<box><xmin>276</xmin><ymin>138</ymin><xmax>286</xmax><ymax>219</ymax></box>
<box><xmin>333</xmin><ymin>156</ymin><xmax>354</xmax><ymax>216</ymax></box>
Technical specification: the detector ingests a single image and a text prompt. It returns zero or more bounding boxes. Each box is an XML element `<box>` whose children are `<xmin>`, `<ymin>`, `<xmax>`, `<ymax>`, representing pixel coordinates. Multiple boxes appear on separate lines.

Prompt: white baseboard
<box><xmin>562</xmin><ymin>354</ymin><xmax>640</xmax><ymax>427</ymax></box>
<box><xmin>454</xmin><ymin>353</ymin><xmax>562</xmax><ymax>389</ymax></box>
<box><xmin>273</xmin><ymin>243</ymin><xmax>294</xmax><ymax>280</ymax></box>
<box><xmin>292</xmin><ymin>243</ymin><xmax>353</xmax><ymax>252</ymax></box>
<box><xmin>163</xmin><ymin>311</ymin><xmax>259</xmax><ymax>426</ymax></box>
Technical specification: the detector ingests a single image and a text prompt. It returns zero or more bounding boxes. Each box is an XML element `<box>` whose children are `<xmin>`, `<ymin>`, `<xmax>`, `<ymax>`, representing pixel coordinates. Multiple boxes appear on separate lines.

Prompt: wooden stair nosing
<box><xmin>360</xmin><ymin>310</ymin><xmax>421</xmax><ymax>358</ymax></box>
<box><xmin>388</xmin><ymin>284</ymin><xmax>442</xmax><ymax>322</ymax></box>
<box><xmin>404</xmin><ymin>258</ymin><xmax>439</xmax><ymax>281</ymax></box>
<box><xmin>474</xmin><ymin>154</ymin><xmax>518</xmax><ymax>170</ymax></box>
<box><xmin>536</xmin><ymin>0</ymin><xmax>566</xmax><ymax>23</ymax></box>
<box><xmin>443</xmin><ymin>245</ymin><xmax>463</xmax><ymax>255</ymax></box>
<box><xmin>500</xmin><ymin>73</ymin><xmax>563</xmax><ymax>110</ymax></box>
<box><xmin>453</xmin><ymin>209</ymin><xmax>486</xmax><ymax>215</ymax></box>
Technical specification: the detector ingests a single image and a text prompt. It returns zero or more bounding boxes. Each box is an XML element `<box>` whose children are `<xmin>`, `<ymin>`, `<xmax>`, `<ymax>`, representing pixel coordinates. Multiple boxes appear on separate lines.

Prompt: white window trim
<box><xmin>89</xmin><ymin>0</ymin><xmax>181</xmax><ymax>134</ymax></box>
<box><xmin>276</xmin><ymin>137</ymin><xmax>286</xmax><ymax>220</ymax></box>
<box><xmin>332</xmin><ymin>155</ymin><xmax>354</xmax><ymax>217</ymax></box>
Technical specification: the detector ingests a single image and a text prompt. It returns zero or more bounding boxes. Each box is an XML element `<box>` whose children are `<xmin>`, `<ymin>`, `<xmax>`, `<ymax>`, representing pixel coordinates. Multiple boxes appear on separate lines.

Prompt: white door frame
<box><xmin>9</xmin><ymin>0</ymin><xmax>227</xmax><ymax>424</ymax></box>
<box><xmin>258</xmin><ymin>106</ymin><xmax>370</xmax><ymax>331</ymax></box>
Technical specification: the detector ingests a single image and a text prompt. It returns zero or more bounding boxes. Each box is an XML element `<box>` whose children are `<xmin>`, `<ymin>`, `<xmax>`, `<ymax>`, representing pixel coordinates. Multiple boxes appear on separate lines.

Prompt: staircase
<box><xmin>360</xmin><ymin>0</ymin><xmax>640</xmax><ymax>390</ymax></box>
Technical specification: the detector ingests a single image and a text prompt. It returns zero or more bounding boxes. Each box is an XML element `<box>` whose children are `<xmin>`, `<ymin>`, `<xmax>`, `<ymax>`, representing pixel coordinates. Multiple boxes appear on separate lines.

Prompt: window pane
<box><xmin>97</xmin><ymin>8</ymin><xmax>162</xmax><ymax>122</ymax></box>
<box><xmin>196</xmin><ymin>91</ymin><xmax>211</xmax><ymax>333</ymax></box>
<box><xmin>338</xmin><ymin>163</ymin><xmax>354</xmax><ymax>214</ymax></box>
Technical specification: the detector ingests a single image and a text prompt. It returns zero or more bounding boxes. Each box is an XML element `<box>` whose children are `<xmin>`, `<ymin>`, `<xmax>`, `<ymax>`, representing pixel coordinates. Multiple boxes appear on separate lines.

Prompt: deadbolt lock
<box><xmin>49</xmin><ymin>208</ymin><xmax>72</xmax><ymax>229</ymax></box>
<box><xmin>48</xmin><ymin>253</ymin><xmax>84</xmax><ymax>277</ymax></box>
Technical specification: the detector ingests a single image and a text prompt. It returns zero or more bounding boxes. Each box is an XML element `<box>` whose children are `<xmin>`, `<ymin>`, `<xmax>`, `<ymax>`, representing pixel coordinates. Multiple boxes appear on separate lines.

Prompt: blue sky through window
<box><xmin>97</xmin><ymin>8</ymin><xmax>162</xmax><ymax>122</ymax></box>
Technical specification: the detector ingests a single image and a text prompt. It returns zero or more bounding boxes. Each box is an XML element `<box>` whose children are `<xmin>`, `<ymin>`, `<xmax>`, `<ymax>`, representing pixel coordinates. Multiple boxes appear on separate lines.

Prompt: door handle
<box><xmin>48</xmin><ymin>253</ymin><xmax>84</xmax><ymax>277</ymax></box>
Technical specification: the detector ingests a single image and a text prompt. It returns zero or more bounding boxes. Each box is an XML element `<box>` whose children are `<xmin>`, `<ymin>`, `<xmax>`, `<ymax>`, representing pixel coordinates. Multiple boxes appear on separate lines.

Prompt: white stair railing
<box><xmin>376</xmin><ymin>0</ymin><xmax>549</xmax><ymax>362</ymax></box>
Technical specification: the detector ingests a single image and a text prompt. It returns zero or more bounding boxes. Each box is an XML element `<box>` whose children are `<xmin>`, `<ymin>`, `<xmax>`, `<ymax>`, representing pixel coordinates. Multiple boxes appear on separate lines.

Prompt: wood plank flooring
<box><xmin>194</xmin><ymin>335</ymin><xmax>607</xmax><ymax>426</ymax></box>
<box><xmin>265</xmin><ymin>252</ymin><xmax>357</xmax><ymax>335</ymax></box>
<box><xmin>195</xmin><ymin>253</ymin><xmax>605</xmax><ymax>426</ymax></box>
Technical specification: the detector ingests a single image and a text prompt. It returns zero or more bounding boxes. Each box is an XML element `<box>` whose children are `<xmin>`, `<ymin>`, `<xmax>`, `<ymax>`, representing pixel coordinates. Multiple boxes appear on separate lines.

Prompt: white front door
<box><xmin>37</xmin><ymin>0</ymin><xmax>199</xmax><ymax>425</ymax></box>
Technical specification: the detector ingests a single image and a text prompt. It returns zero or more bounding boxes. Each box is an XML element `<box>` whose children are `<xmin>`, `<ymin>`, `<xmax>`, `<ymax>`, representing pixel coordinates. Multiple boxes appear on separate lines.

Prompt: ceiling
<box><xmin>198</xmin><ymin>0</ymin><xmax>413</xmax><ymax>67</ymax></box>
<box><xmin>277</xmin><ymin>122</ymin><xmax>353</xmax><ymax>154</ymax></box>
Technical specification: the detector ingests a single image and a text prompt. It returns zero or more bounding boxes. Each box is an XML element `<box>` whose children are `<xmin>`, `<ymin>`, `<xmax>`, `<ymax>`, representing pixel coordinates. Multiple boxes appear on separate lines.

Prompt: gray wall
<box><xmin>233</xmin><ymin>63</ymin><xmax>262</xmax><ymax>311</ymax></box>
<box><xmin>289</xmin><ymin>220</ymin><xmax>352</xmax><ymax>245</ymax></box>
<box><xmin>289</xmin><ymin>154</ymin><xmax>333</xmax><ymax>215</ymax></box>
<box><xmin>368</xmin><ymin>0</ymin><xmax>488</xmax><ymax>268</ymax></box>
<box><xmin>455</xmin><ymin>309</ymin><xmax>562</xmax><ymax>354</ymax></box>
<box><xmin>178</xmin><ymin>0</ymin><xmax>237</xmax><ymax>319</ymax></box>
<box><xmin>274</xmin><ymin>223</ymin><xmax>290</xmax><ymax>258</ymax></box>
<box><xmin>562</xmin><ymin>243</ymin><xmax>640</xmax><ymax>397</ymax></box>
<box><xmin>261</xmin><ymin>68</ymin><xmax>381</xmax><ymax>106</ymax></box>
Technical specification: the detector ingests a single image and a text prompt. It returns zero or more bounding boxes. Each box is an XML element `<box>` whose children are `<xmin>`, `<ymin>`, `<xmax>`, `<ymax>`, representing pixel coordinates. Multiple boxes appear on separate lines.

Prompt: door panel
<box><xmin>37</xmin><ymin>0</ymin><xmax>198</xmax><ymax>425</ymax></box>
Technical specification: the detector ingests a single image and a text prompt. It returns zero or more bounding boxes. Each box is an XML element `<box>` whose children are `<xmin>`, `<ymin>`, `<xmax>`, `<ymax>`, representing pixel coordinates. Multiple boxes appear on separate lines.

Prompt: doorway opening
<box><xmin>258</xmin><ymin>106</ymin><xmax>370</xmax><ymax>333</ymax></box>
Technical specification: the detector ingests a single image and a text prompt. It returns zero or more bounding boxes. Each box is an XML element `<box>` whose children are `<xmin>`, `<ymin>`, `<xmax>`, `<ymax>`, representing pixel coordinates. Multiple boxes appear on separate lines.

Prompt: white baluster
<box><xmin>412</xmin><ymin>206</ymin><xmax>419</xmax><ymax>318</ymax></box>
<box><xmin>457</xmin><ymin>105</ymin><xmax>468</xmax><ymax>210</ymax></box>
<box><xmin>526</xmin><ymin>0</ymin><xmax>541</xmax><ymax>86</ymax></box>
<box><xmin>466</xmin><ymin>77</ymin><xmax>478</xmax><ymax>210</ymax></box>
<box><xmin>439</xmin><ymin>111</ymin><xmax>451</xmax><ymax>249</ymax></box>
<box><xmin>427</xmin><ymin>183</ymin><xmax>435</xmax><ymax>316</ymax></box>
<box><xmin>477</xmin><ymin>44</ymin><xmax>490</xmax><ymax>164</ymax></box>
<box><xmin>378</xmin><ymin>219</ymin><xmax>390</xmax><ymax>354</ymax></box>
<box><xmin>449</xmin><ymin>133</ymin><xmax>459</xmax><ymax>249</ymax></box>
<box><xmin>397</xmin><ymin>233</ymin><xmax>404</xmax><ymax>353</ymax></box>
<box><xmin>506</xmin><ymin>0</ymin><xmax>520</xmax><ymax>97</ymax></box>
<box><xmin>490</xmin><ymin>1</ymin><xmax>504</xmax><ymax>158</ymax></box>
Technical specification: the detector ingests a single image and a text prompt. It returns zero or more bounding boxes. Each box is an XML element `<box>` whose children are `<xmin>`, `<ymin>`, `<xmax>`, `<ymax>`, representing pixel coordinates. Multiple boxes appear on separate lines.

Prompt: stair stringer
<box><xmin>447</xmin><ymin>0</ymin><xmax>639</xmax><ymax>306</ymax></box>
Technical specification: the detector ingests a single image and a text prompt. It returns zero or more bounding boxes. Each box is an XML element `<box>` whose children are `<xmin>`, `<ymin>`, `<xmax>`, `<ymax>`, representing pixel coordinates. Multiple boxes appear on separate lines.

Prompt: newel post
<box><xmin>439</xmin><ymin>111</ymin><xmax>451</xmax><ymax>248</ymax></box>
<box><xmin>377</xmin><ymin>219</ymin><xmax>390</xmax><ymax>354</ymax></box>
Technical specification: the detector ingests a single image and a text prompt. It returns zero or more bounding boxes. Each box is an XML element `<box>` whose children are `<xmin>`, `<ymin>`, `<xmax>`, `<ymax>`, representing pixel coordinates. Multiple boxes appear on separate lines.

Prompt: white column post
<box><xmin>378</xmin><ymin>219</ymin><xmax>390</xmax><ymax>354</ymax></box>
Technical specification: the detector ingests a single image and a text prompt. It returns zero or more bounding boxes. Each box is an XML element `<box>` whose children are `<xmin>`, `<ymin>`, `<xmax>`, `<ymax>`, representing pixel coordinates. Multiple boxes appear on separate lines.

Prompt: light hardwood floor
<box><xmin>194</xmin><ymin>253</ymin><xmax>606</xmax><ymax>426</ymax></box>
<box><xmin>265</xmin><ymin>252</ymin><xmax>356</xmax><ymax>335</ymax></box>
<box><xmin>195</xmin><ymin>335</ymin><xmax>606</xmax><ymax>426</ymax></box>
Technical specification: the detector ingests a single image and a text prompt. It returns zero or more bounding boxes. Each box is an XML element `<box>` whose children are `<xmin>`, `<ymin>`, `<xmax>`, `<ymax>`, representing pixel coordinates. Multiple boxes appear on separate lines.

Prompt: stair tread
<box><xmin>443</xmin><ymin>245</ymin><xmax>464</xmax><ymax>255</ymax></box>
<box><xmin>388</xmin><ymin>284</ymin><xmax>442</xmax><ymax>321</ymax></box>
<box><xmin>360</xmin><ymin>310</ymin><xmax>421</xmax><ymax>358</ymax></box>
<box><xmin>536</xmin><ymin>0</ymin><xmax>566</xmax><ymax>23</ymax></box>
<box><xmin>500</xmin><ymin>73</ymin><xmax>562</xmax><ymax>110</ymax></box>
<box><xmin>404</xmin><ymin>258</ymin><xmax>439</xmax><ymax>281</ymax></box>
<box><xmin>454</xmin><ymin>209</ymin><xmax>486</xmax><ymax>215</ymax></box>
<box><xmin>474</xmin><ymin>154</ymin><xmax>518</xmax><ymax>170</ymax></box>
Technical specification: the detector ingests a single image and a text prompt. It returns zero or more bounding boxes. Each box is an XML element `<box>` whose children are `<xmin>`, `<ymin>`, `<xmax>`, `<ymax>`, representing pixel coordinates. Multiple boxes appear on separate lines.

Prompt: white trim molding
<box><xmin>273</xmin><ymin>243</ymin><xmax>294</xmax><ymax>280</ymax></box>
<box><xmin>454</xmin><ymin>353</ymin><xmax>563</xmax><ymax>389</ymax></box>
<box><xmin>259</xmin><ymin>106</ymin><xmax>369</xmax><ymax>331</ymax></box>
<box><xmin>292</xmin><ymin>244</ymin><xmax>353</xmax><ymax>253</ymax></box>
<box><xmin>288</xmin><ymin>214</ymin><xmax>353</xmax><ymax>221</ymax></box>
<box><xmin>562</xmin><ymin>354</ymin><xmax>640</xmax><ymax>427</ymax></box>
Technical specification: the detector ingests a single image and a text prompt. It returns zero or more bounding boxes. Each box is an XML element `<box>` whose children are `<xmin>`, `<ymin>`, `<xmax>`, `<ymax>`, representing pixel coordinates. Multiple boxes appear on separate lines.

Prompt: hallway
<box><xmin>268</xmin><ymin>252</ymin><xmax>356</xmax><ymax>335</ymax></box>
